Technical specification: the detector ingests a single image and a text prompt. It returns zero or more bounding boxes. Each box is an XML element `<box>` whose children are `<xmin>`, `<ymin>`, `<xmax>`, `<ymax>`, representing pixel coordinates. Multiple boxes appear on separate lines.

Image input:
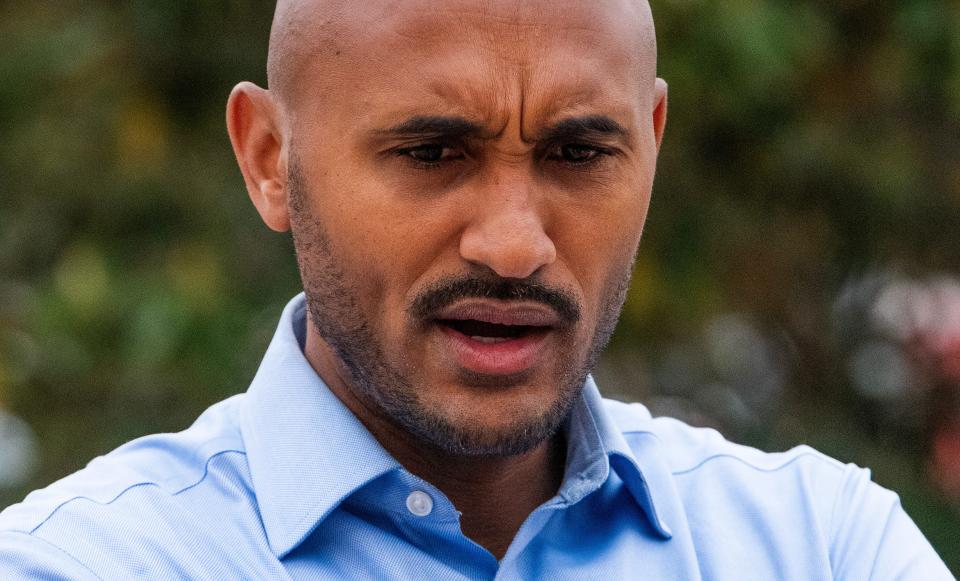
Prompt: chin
<box><xmin>394</xmin><ymin>376</ymin><xmax>582</xmax><ymax>458</ymax></box>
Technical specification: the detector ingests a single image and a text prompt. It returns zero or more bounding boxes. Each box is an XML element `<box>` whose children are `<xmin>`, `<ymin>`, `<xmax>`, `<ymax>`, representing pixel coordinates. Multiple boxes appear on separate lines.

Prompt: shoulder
<box><xmin>602</xmin><ymin>397</ymin><xmax>846</xmax><ymax>478</ymax></box>
<box><xmin>0</xmin><ymin>394</ymin><xmax>248</xmax><ymax>535</ymax></box>
<box><xmin>602</xmin><ymin>397</ymin><xmax>857</xmax><ymax>527</ymax></box>
<box><xmin>602</xmin><ymin>398</ymin><xmax>953</xmax><ymax>579</ymax></box>
<box><xmin>0</xmin><ymin>395</ymin><xmax>258</xmax><ymax>578</ymax></box>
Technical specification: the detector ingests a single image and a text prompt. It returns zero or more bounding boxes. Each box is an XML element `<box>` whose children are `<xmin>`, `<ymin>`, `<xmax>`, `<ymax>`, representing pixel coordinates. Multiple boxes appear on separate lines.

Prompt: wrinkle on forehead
<box><xmin>267</xmin><ymin>0</ymin><xmax>658</xmax><ymax>109</ymax></box>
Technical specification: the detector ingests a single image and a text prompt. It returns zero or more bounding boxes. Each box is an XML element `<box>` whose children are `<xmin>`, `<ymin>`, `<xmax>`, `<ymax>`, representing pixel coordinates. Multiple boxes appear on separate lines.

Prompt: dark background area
<box><xmin>1</xmin><ymin>0</ymin><xmax>958</xmax><ymax>572</ymax></box>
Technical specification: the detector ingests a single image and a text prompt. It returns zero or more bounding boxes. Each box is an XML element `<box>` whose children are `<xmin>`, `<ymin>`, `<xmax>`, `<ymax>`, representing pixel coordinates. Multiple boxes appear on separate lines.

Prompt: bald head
<box><xmin>266</xmin><ymin>0</ymin><xmax>347</xmax><ymax>106</ymax></box>
<box><xmin>266</xmin><ymin>0</ymin><xmax>659</xmax><ymax>109</ymax></box>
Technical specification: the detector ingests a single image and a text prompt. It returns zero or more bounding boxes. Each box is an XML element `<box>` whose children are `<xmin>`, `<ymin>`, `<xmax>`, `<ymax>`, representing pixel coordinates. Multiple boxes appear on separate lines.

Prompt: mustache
<box><xmin>409</xmin><ymin>275</ymin><xmax>582</xmax><ymax>326</ymax></box>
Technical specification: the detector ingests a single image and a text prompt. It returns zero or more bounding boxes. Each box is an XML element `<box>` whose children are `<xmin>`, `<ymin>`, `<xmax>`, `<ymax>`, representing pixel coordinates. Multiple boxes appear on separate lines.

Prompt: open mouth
<box><xmin>428</xmin><ymin>301</ymin><xmax>560</xmax><ymax>375</ymax></box>
<box><xmin>436</xmin><ymin>319</ymin><xmax>550</xmax><ymax>344</ymax></box>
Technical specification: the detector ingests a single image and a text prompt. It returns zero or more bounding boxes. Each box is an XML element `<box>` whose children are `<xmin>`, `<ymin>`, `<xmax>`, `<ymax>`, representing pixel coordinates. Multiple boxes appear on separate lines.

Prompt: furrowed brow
<box><xmin>376</xmin><ymin>115</ymin><xmax>484</xmax><ymax>138</ymax></box>
<box><xmin>538</xmin><ymin>115</ymin><xmax>630</xmax><ymax>143</ymax></box>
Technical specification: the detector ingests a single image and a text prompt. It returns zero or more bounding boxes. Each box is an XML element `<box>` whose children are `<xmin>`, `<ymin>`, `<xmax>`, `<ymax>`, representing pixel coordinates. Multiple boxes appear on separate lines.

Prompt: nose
<box><xmin>458</xmin><ymin>176</ymin><xmax>557</xmax><ymax>280</ymax></box>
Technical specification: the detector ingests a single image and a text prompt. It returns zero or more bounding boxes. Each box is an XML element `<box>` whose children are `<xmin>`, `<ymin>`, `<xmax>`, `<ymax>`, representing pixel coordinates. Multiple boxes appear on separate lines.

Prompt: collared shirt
<box><xmin>0</xmin><ymin>295</ymin><xmax>951</xmax><ymax>580</ymax></box>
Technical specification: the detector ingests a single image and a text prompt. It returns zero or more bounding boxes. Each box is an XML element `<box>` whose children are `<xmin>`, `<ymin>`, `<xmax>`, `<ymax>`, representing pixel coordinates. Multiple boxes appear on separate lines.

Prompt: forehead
<box><xmin>350</xmin><ymin>0</ymin><xmax>650</xmax><ymax>46</ymax></box>
<box><xmin>282</xmin><ymin>0</ymin><xmax>654</xmax><ymax>134</ymax></box>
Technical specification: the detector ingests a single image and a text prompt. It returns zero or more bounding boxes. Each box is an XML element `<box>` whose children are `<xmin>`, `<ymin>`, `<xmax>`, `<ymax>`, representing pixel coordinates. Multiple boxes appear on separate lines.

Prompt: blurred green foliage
<box><xmin>1</xmin><ymin>0</ymin><xmax>958</xmax><ymax>572</ymax></box>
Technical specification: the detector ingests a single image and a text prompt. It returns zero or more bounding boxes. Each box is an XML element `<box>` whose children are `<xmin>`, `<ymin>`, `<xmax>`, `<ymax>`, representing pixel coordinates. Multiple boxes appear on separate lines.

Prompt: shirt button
<box><xmin>406</xmin><ymin>490</ymin><xmax>433</xmax><ymax>517</ymax></box>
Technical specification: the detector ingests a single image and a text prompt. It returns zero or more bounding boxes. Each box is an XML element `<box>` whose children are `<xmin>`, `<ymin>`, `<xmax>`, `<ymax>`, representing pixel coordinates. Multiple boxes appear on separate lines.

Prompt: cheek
<box><xmin>316</xmin><ymin>182</ymin><xmax>465</xmax><ymax>328</ymax></box>
<box><xmin>552</xmin><ymin>189</ymin><xmax>649</xmax><ymax>300</ymax></box>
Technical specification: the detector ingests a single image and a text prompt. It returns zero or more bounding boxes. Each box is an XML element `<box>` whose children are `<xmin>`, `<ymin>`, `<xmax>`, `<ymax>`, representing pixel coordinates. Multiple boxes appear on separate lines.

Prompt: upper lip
<box><xmin>434</xmin><ymin>300</ymin><xmax>560</xmax><ymax>328</ymax></box>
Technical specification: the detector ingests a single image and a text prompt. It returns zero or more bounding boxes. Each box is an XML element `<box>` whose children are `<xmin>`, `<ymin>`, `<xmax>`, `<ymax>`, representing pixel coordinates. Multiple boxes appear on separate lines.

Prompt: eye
<box><xmin>547</xmin><ymin>143</ymin><xmax>612</xmax><ymax>165</ymax></box>
<box><xmin>396</xmin><ymin>143</ymin><xmax>464</xmax><ymax>166</ymax></box>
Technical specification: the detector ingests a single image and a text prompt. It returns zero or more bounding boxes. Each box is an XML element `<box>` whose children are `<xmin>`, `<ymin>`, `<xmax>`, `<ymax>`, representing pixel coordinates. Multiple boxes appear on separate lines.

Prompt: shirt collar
<box><xmin>241</xmin><ymin>294</ymin><xmax>672</xmax><ymax>558</ymax></box>
<box><xmin>563</xmin><ymin>377</ymin><xmax>674</xmax><ymax>539</ymax></box>
<box><xmin>240</xmin><ymin>295</ymin><xmax>401</xmax><ymax>558</ymax></box>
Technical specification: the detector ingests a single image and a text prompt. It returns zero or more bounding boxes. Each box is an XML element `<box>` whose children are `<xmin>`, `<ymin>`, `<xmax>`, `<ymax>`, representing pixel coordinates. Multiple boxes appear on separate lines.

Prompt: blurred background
<box><xmin>0</xmin><ymin>0</ymin><xmax>958</xmax><ymax>572</ymax></box>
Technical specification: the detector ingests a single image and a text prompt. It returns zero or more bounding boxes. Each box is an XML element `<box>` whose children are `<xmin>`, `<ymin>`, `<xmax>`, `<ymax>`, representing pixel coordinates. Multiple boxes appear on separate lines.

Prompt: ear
<box><xmin>226</xmin><ymin>82</ymin><xmax>290</xmax><ymax>232</ymax></box>
<box><xmin>652</xmin><ymin>78</ymin><xmax>668</xmax><ymax>152</ymax></box>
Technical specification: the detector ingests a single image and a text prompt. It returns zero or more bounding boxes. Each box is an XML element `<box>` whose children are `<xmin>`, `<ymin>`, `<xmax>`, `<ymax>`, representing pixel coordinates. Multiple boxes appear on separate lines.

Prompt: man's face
<box><xmin>279</xmin><ymin>0</ymin><xmax>665</xmax><ymax>456</ymax></box>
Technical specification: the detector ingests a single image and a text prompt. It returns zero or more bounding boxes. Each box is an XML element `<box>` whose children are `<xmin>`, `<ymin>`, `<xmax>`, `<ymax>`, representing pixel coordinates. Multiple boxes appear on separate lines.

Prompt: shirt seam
<box><xmin>827</xmin><ymin>464</ymin><xmax>854</xmax><ymax>568</ymax></box>
<box><xmin>669</xmin><ymin>450</ymin><xmax>846</xmax><ymax>477</ymax></box>
<box><xmin>865</xmin><ymin>495</ymin><xmax>898</xmax><ymax>580</ymax></box>
<box><xmin>618</xmin><ymin>428</ymin><xmax>848</xmax><ymax>475</ymax></box>
<box><xmin>28</xmin><ymin>449</ymin><xmax>246</xmax><ymax>535</ymax></box>
<box><xmin>2</xmin><ymin>530</ymin><xmax>105</xmax><ymax>581</ymax></box>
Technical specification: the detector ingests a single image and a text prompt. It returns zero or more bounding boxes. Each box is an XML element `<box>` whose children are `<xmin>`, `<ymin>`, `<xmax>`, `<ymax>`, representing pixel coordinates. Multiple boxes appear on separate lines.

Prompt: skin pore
<box><xmin>227</xmin><ymin>0</ymin><xmax>666</xmax><ymax>559</ymax></box>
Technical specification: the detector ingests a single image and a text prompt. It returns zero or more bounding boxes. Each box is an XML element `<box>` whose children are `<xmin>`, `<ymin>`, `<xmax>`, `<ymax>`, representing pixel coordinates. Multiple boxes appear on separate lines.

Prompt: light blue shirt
<box><xmin>0</xmin><ymin>295</ymin><xmax>951</xmax><ymax>580</ymax></box>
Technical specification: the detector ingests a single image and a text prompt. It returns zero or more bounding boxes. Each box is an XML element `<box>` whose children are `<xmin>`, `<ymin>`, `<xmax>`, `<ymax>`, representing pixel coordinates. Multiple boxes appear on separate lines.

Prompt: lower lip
<box><xmin>438</xmin><ymin>325</ymin><xmax>552</xmax><ymax>376</ymax></box>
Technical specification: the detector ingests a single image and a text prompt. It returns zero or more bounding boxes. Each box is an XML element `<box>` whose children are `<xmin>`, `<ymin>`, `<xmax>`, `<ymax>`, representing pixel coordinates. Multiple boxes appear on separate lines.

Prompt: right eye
<box><xmin>396</xmin><ymin>144</ymin><xmax>464</xmax><ymax>166</ymax></box>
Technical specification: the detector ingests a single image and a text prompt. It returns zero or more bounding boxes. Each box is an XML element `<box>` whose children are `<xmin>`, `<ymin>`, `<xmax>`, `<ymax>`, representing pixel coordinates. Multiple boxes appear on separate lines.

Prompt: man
<box><xmin>0</xmin><ymin>0</ymin><xmax>951</xmax><ymax>578</ymax></box>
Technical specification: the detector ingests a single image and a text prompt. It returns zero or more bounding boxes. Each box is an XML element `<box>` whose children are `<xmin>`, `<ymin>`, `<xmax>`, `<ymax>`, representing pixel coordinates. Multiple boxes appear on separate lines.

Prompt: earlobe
<box><xmin>226</xmin><ymin>82</ymin><xmax>290</xmax><ymax>232</ymax></box>
<box><xmin>652</xmin><ymin>78</ymin><xmax>668</xmax><ymax>152</ymax></box>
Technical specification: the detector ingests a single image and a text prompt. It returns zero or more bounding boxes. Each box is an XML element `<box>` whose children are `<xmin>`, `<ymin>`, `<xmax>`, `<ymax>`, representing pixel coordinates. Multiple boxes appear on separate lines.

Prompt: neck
<box><xmin>304</xmin><ymin>330</ymin><xmax>567</xmax><ymax>560</ymax></box>
<box><xmin>391</xmin><ymin>428</ymin><xmax>567</xmax><ymax>560</ymax></box>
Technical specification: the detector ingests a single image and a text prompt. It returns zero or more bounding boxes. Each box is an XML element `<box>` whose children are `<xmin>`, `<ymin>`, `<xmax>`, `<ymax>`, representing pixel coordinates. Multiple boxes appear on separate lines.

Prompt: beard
<box><xmin>288</xmin><ymin>160</ymin><xmax>634</xmax><ymax>458</ymax></box>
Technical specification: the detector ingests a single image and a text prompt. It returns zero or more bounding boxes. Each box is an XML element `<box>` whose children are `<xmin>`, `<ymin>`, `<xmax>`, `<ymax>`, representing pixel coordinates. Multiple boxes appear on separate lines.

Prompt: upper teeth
<box><xmin>471</xmin><ymin>336</ymin><xmax>511</xmax><ymax>344</ymax></box>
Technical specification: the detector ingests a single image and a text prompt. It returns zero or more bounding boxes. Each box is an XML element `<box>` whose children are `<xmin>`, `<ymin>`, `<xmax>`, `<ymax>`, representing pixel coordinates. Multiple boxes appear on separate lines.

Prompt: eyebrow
<box><xmin>375</xmin><ymin>113</ymin><xmax>630</xmax><ymax>142</ymax></box>
<box><xmin>537</xmin><ymin>115</ymin><xmax>629</xmax><ymax>143</ymax></box>
<box><xmin>376</xmin><ymin>116</ymin><xmax>485</xmax><ymax>138</ymax></box>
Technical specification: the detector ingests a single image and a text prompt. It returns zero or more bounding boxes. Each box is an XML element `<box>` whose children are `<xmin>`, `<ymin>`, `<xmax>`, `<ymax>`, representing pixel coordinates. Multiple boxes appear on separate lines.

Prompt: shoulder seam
<box><xmin>671</xmin><ymin>450</ymin><xmax>846</xmax><ymax>477</ymax></box>
<box><xmin>827</xmin><ymin>464</ymin><xmax>853</xmax><ymax>554</ymax></box>
<box><xmin>1</xmin><ymin>530</ymin><xmax>105</xmax><ymax>581</ymax></box>
<box><xmin>29</xmin><ymin>449</ymin><xmax>246</xmax><ymax>535</ymax></box>
<box><xmin>619</xmin><ymin>428</ymin><xmax>659</xmax><ymax>438</ymax></box>
<box><xmin>865</xmin><ymin>490</ymin><xmax>898</xmax><ymax>580</ymax></box>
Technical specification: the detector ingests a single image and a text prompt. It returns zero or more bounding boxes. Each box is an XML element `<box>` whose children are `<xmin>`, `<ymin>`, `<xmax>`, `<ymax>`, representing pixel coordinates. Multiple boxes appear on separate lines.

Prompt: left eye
<box><xmin>550</xmin><ymin>144</ymin><xmax>607</xmax><ymax>164</ymax></box>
